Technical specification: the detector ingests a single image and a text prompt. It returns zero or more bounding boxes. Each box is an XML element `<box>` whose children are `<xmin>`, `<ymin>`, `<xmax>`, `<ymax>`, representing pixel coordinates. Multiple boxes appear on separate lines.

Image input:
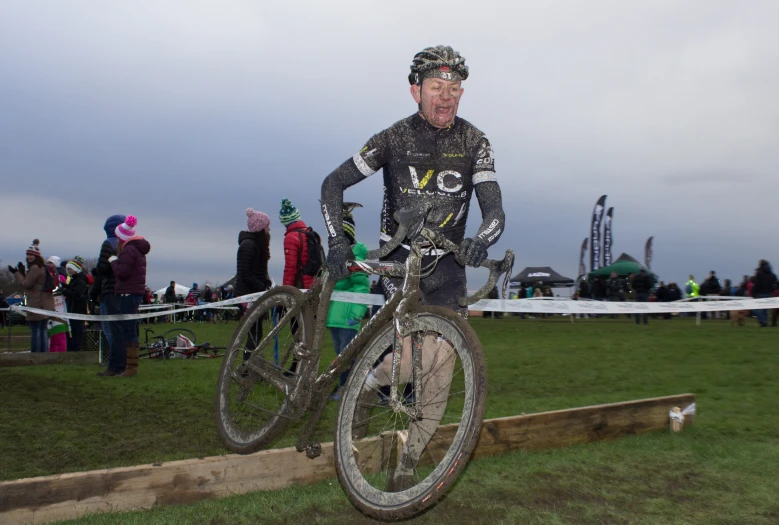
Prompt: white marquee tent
<box><xmin>153</xmin><ymin>283</ymin><xmax>190</xmax><ymax>301</ymax></box>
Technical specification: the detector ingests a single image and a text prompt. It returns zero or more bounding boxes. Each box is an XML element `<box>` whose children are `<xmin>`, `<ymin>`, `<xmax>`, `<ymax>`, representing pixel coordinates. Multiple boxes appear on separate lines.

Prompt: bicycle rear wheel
<box><xmin>215</xmin><ymin>286</ymin><xmax>307</xmax><ymax>454</ymax></box>
<box><xmin>333</xmin><ymin>305</ymin><xmax>487</xmax><ymax>520</ymax></box>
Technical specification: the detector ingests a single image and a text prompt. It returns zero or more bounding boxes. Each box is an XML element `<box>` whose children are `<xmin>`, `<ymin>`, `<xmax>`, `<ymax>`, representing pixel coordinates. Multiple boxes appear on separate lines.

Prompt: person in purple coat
<box><xmin>109</xmin><ymin>215</ymin><xmax>151</xmax><ymax>377</ymax></box>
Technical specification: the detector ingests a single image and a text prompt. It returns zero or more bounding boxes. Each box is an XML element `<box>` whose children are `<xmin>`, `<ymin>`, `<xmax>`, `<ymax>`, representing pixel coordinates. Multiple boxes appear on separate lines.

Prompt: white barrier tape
<box><xmin>12</xmin><ymin>291</ymin><xmax>266</xmax><ymax>322</ymax></box>
<box><xmin>11</xmin><ymin>290</ymin><xmax>778</xmax><ymax>320</ymax></box>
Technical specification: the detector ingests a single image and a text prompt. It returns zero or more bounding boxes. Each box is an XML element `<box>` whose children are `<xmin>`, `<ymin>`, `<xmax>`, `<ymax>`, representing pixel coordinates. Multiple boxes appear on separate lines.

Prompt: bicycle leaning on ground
<box><xmin>214</xmin><ymin>204</ymin><xmax>514</xmax><ymax>520</ymax></box>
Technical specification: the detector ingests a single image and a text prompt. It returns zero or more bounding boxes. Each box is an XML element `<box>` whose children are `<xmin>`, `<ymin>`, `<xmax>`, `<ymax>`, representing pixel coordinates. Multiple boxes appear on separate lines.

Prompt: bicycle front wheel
<box><xmin>334</xmin><ymin>305</ymin><xmax>487</xmax><ymax>520</ymax></box>
<box><xmin>215</xmin><ymin>286</ymin><xmax>307</xmax><ymax>454</ymax></box>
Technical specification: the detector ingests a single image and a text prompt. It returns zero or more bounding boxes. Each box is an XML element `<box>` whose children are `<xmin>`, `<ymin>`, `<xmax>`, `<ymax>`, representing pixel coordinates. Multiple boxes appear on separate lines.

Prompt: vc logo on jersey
<box><xmin>408</xmin><ymin>167</ymin><xmax>463</xmax><ymax>193</ymax></box>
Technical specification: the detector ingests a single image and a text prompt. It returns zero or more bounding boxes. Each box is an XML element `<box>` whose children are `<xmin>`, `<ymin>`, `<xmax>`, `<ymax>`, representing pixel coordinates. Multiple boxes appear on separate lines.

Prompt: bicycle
<box><xmin>214</xmin><ymin>204</ymin><xmax>513</xmax><ymax>520</ymax></box>
<box><xmin>140</xmin><ymin>327</ymin><xmax>225</xmax><ymax>359</ymax></box>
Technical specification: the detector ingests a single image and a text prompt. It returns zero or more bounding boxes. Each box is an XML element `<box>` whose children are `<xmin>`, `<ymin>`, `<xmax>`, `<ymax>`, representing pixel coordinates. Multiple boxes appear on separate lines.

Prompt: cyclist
<box><xmin>320</xmin><ymin>45</ymin><xmax>505</xmax><ymax>491</ymax></box>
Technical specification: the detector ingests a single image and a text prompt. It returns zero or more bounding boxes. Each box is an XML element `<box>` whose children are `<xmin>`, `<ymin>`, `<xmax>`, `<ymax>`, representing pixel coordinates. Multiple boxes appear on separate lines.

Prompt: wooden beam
<box><xmin>0</xmin><ymin>393</ymin><xmax>695</xmax><ymax>525</ymax></box>
<box><xmin>0</xmin><ymin>351</ymin><xmax>98</xmax><ymax>367</ymax></box>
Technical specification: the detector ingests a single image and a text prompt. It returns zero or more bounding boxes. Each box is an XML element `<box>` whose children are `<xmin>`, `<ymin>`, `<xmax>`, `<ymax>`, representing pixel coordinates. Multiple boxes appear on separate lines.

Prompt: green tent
<box><xmin>588</xmin><ymin>260</ymin><xmax>656</xmax><ymax>282</ymax></box>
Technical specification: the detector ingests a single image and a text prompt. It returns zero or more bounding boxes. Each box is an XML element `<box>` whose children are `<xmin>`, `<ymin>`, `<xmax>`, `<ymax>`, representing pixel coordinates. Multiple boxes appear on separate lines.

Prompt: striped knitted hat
<box><xmin>279</xmin><ymin>198</ymin><xmax>301</xmax><ymax>226</ymax></box>
<box><xmin>115</xmin><ymin>215</ymin><xmax>138</xmax><ymax>241</ymax></box>
<box><xmin>343</xmin><ymin>214</ymin><xmax>356</xmax><ymax>245</ymax></box>
<box><xmin>27</xmin><ymin>239</ymin><xmax>43</xmax><ymax>261</ymax></box>
<box><xmin>66</xmin><ymin>260</ymin><xmax>83</xmax><ymax>274</ymax></box>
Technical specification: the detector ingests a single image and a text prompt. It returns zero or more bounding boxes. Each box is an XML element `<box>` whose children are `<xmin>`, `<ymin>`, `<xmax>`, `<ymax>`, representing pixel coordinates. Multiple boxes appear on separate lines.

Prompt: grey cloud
<box><xmin>2</xmin><ymin>1</ymin><xmax>779</xmax><ymax>291</ymax></box>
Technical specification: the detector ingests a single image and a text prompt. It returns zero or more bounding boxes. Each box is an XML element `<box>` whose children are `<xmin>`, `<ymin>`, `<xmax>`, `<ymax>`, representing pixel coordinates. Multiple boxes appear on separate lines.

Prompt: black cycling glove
<box><xmin>326</xmin><ymin>238</ymin><xmax>353</xmax><ymax>282</ymax></box>
<box><xmin>457</xmin><ymin>238</ymin><xmax>488</xmax><ymax>267</ymax></box>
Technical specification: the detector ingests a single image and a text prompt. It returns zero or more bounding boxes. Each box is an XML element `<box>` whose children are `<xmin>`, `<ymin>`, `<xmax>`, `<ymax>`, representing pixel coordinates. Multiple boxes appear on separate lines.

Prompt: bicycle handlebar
<box><xmin>354</xmin><ymin>204</ymin><xmax>515</xmax><ymax>308</ymax></box>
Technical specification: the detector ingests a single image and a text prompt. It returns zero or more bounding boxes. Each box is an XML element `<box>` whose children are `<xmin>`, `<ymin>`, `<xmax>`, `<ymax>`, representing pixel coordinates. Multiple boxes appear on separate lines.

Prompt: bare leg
<box><xmin>372</xmin><ymin>334</ymin><xmax>456</xmax><ymax>489</ymax></box>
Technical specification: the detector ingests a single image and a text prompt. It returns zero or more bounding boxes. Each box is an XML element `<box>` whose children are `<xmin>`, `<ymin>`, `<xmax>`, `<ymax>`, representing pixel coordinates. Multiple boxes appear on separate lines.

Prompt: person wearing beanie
<box><xmin>61</xmin><ymin>258</ymin><xmax>89</xmax><ymax>351</ymax></box>
<box><xmin>280</xmin><ymin>198</ymin><xmax>315</xmax><ymax>289</ymax></box>
<box><xmin>325</xmin><ymin>207</ymin><xmax>369</xmax><ymax>400</ymax></box>
<box><xmin>235</xmin><ymin>208</ymin><xmax>273</xmax><ymax>359</ymax></box>
<box><xmin>8</xmin><ymin>240</ymin><xmax>54</xmax><ymax>352</ymax></box>
<box><xmin>96</xmin><ymin>214</ymin><xmax>126</xmax><ymax>376</ymax></box>
<box><xmin>108</xmin><ymin>215</ymin><xmax>151</xmax><ymax>378</ymax></box>
<box><xmin>42</xmin><ymin>256</ymin><xmax>69</xmax><ymax>353</ymax></box>
<box><xmin>246</xmin><ymin>208</ymin><xmax>270</xmax><ymax>234</ymax></box>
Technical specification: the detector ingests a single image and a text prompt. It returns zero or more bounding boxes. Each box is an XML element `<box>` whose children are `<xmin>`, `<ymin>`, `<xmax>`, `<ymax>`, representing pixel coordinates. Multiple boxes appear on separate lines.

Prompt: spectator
<box><xmin>164</xmin><ymin>280</ymin><xmax>177</xmax><ymax>322</ymax></box>
<box><xmin>8</xmin><ymin>239</ymin><xmax>53</xmax><ymax>352</ymax></box>
<box><xmin>236</xmin><ymin>208</ymin><xmax>272</xmax><ymax>360</ymax></box>
<box><xmin>142</xmin><ymin>286</ymin><xmax>155</xmax><ymax>324</ymax></box>
<box><xmin>326</xmin><ymin>210</ymin><xmax>369</xmax><ymax>400</ymax></box>
<box><xmin>591</xmin><ymin>276</ymin><xmax>606</xmax><ymax>301</ymax></box>
<box><xmin>720</xmin><ymin>278</ymin><xmax>733</xmax><ymax>321</ymax></box>
<box><xmin>190</xmin><ymin>282</ymin><xmax>201</xmax><ymax>302</ymax></box>
<box><xmin>699</xmin><ymin>271</ymin><xmax>721</xmax><ymax>320</ymax></box>
<box><xmin>280</xmin><ymin>198</ymin><xmax>315</xmax><ymax>290</ymax></box>
<box><xmin>631</xmin><ymin>269</ymin><xmax>652</xmax><ymax>325</ymax></box>
<box><xmin>0</xmin><ymin>288</ymin><xmax>7</xmax><ymax>328</ymax></box>
<box><xmin>578</xmin><ymin>278</ymin><xmax>590</xmax><ymax>301</ymax></box>
<box><xmin>110</xmin><ymin>215</ymin><xmax>151</xmax><ymax>377</ymax></box>
<box><xmin>61</xmin><ymin>258</ymin><xmax>89</xmax><ymax>350</ymax></box>
<box><xmin>606</xmin><ymin>272</ymin><xmax>622</xmax><ymax>302</ymax></box>
<box><xmin>96</xmin><ymin>214</ymin><xmax>126</xmax><ymax>376</ymax></box>
<box><xmin>751</xmin><ymin>259</ymin><xmax>777</xmax><ymax>328</ymax></box>
<box><xmin>684</xmin><ymin>275</ymin><xmax>699</xmax><ymax>299</ymax></box>
<box><xmin>45</xmin><ymin>256</ymin><xmax>69</xmax><ymax>352</ymax></box>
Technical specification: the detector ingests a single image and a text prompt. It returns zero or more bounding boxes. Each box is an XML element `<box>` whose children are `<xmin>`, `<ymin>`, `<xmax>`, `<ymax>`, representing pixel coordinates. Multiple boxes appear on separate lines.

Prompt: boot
<box><xmin>97</xmin><ymin>368</ymin><xmax>120</xmax><ymax>377</ymax></box>
<box><xmin>118</xmin><ymin>342</ymin><xmax>139</xmax><ymax>377</ymax></box>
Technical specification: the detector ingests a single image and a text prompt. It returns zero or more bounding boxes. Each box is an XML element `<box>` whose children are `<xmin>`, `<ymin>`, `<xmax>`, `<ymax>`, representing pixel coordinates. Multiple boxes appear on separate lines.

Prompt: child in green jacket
<box><xmin>326</xmin><ymin>212</ymin><xmax>370</xmax><ymax>400</ymax></box>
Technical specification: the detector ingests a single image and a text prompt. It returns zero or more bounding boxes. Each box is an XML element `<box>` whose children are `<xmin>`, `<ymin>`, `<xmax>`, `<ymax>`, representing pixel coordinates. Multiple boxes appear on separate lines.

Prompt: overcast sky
<box><xmin>2</xmin><ymin>1</ymin><xmax>778</xmax><ymax>292</ymax></box>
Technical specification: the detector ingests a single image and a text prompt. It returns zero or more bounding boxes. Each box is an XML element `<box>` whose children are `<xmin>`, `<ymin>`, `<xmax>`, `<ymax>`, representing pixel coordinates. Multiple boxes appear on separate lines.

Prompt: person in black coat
<box><xmin>631</xmin><ymin>269</ymin><xmax>653</xmax><ymax>325</ymax></box>
<box><xmin>61</xmin><ymin>259</ymin><xmax>89</xmax><ymax>351</ymax></box>
<box><xmin>752</xmin><ymin>260</ymin><xmax>777</xmax><ymax>327</ymax></box>
<box><xmin>96</xmin><ymin>214</ymin><xmax>126</xmax><ymax>375</ymax></box>
<box><xmin>237</xmin><ymin>209</ymin><xmax>273</xmax><ymax>362</ymax></box>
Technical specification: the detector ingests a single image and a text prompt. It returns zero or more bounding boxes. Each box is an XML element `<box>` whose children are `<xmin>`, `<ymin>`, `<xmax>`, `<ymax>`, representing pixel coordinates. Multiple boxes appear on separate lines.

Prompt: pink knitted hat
<box><xmin>246</xmin><ymin>208</ymin><xmax>270</xmax><ymax>233</ymax></box>
<box><xmin>115</xmin><ymin>215</ymin><xmax>138</xmax><ymax>241</ymax></box>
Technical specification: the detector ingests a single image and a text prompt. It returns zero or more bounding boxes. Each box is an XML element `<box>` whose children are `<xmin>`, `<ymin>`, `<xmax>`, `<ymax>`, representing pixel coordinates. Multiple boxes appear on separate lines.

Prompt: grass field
<box><xmin>2</xmin><ymin>315</ymin><xmax>778</xmax><ymax>524</ymax></box>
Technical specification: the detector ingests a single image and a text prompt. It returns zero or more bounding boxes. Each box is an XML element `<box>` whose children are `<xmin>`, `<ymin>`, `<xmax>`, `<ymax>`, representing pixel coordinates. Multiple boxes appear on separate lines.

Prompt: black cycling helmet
<box><xmin>408</xmin><ymin>45</ymin><xmax>469</xmax><ymax>85</ymax></box>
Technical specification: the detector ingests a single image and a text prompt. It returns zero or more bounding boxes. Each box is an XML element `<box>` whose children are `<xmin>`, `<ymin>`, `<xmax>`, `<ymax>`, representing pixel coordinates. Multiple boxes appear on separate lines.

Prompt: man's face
<box><xmin>411</xmin><ymin>77</ymin><xmax>464</xmax><ymax>129</ymax></box>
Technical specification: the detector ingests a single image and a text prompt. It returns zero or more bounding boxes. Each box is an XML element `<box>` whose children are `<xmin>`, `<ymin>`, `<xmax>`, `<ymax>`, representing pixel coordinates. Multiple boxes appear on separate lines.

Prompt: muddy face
<box><xmin>411</xmin><ymin>78</ymin><xmax>464</xmax><ymax>129</ymax></box>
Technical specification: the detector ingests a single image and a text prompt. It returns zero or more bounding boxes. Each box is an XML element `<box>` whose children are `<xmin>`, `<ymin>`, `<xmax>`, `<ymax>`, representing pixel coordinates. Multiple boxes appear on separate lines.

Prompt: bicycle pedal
<box><xmin>305</xmin><ymin>442</ymin><xmax>322</xmax><ymax>459</ymax></box>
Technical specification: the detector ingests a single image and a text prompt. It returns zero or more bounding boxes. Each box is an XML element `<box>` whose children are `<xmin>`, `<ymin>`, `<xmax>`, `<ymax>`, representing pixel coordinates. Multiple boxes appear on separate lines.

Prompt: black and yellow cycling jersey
<box><xmin>350</xmin><ymin>113</ymin><xmax>498</xmax><ymax>246</ymax></box>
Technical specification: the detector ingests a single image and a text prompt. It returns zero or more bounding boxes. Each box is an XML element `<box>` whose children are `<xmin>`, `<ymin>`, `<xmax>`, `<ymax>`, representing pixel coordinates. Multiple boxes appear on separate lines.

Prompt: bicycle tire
<box><xmin>214</xmin><ymin>286</ymin><xmax>307</xmax><ymax>454</ymax></box>
<box><xmin>333</xmin><ymin>305</ymin><xmax>487</xmax><ymax>520</ymax></box>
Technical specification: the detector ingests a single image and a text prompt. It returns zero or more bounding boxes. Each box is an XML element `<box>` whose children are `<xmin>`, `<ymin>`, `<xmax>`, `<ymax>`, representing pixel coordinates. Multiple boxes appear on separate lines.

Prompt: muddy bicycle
<box><xmin>214</xmin><ymin>204</ymin><xmax>513</xmax><ymax>520</ymax></box>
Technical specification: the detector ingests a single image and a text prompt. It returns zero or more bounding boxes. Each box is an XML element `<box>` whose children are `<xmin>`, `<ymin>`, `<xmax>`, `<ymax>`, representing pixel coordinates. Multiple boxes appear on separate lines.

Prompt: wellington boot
<box><xmin>118</xmin><ymin>342</ymin><xmax>139</xmax><ymax>377</ymax></box>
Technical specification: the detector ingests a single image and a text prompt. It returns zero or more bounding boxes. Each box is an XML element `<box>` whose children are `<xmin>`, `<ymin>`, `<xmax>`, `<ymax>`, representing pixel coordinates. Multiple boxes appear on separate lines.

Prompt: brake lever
<box><xmin>458</xmin><ymin>249</ymin><xmax>515</xmax><ymax>307</ymax></box>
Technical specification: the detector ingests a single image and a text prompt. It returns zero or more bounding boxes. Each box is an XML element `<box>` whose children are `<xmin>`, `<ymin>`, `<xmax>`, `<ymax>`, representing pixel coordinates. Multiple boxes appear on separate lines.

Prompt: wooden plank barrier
<box><xmin>0</xmin><ymin>393</ymin><xmax>695</xmax><ymax>525</ymax></box>
<box><xmin>0</xmin><ymin>351</ymin><xmax>99</xmax><ymax>367</ymax></box>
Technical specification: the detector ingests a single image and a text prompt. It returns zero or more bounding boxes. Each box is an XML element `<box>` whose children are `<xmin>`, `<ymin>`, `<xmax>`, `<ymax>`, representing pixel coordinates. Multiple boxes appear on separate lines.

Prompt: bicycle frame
<box><xmin>244</xmin><ymin>221</ymin><xmax>513</xmax><ymax>458</ymax></box>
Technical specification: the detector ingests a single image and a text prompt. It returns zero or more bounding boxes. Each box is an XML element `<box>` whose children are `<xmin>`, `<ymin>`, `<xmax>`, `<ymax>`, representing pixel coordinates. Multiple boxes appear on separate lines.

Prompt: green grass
<box><xmin>2</xmin><ymin>316</ymin><xmax>779</xmax><ymax>524</ymax></box>
<box><xmin>0</xmin><ymin>324</ymin><xmax>32</xmax><ymax>351</ymax></box>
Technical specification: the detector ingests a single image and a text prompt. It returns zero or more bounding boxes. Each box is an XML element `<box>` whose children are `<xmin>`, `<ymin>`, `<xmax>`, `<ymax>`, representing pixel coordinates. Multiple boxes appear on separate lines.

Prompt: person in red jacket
<box><xmin>280</xmin><ymin>198</ymin><xmax>315</xmax><ymax>289</ymax></box>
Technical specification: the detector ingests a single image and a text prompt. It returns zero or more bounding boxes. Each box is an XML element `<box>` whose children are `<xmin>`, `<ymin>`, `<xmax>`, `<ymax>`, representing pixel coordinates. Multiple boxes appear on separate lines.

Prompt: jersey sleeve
<box><xmin>471</xmin><ymin>136</ymin><xmax>497</xmax><ymax>185</ymax></box>
<box><xmin>351</xmin><ymin>131</ymin><xmax>390</xmax><ymax>177</ymax></box>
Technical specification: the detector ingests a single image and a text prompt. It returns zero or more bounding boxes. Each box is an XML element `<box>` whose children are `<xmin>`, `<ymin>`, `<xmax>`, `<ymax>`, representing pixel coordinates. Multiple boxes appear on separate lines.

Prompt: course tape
<box><xmin>11</xmin><ymin>292</ymin><xmax>779</xmax><ymax>321</ymax></box>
